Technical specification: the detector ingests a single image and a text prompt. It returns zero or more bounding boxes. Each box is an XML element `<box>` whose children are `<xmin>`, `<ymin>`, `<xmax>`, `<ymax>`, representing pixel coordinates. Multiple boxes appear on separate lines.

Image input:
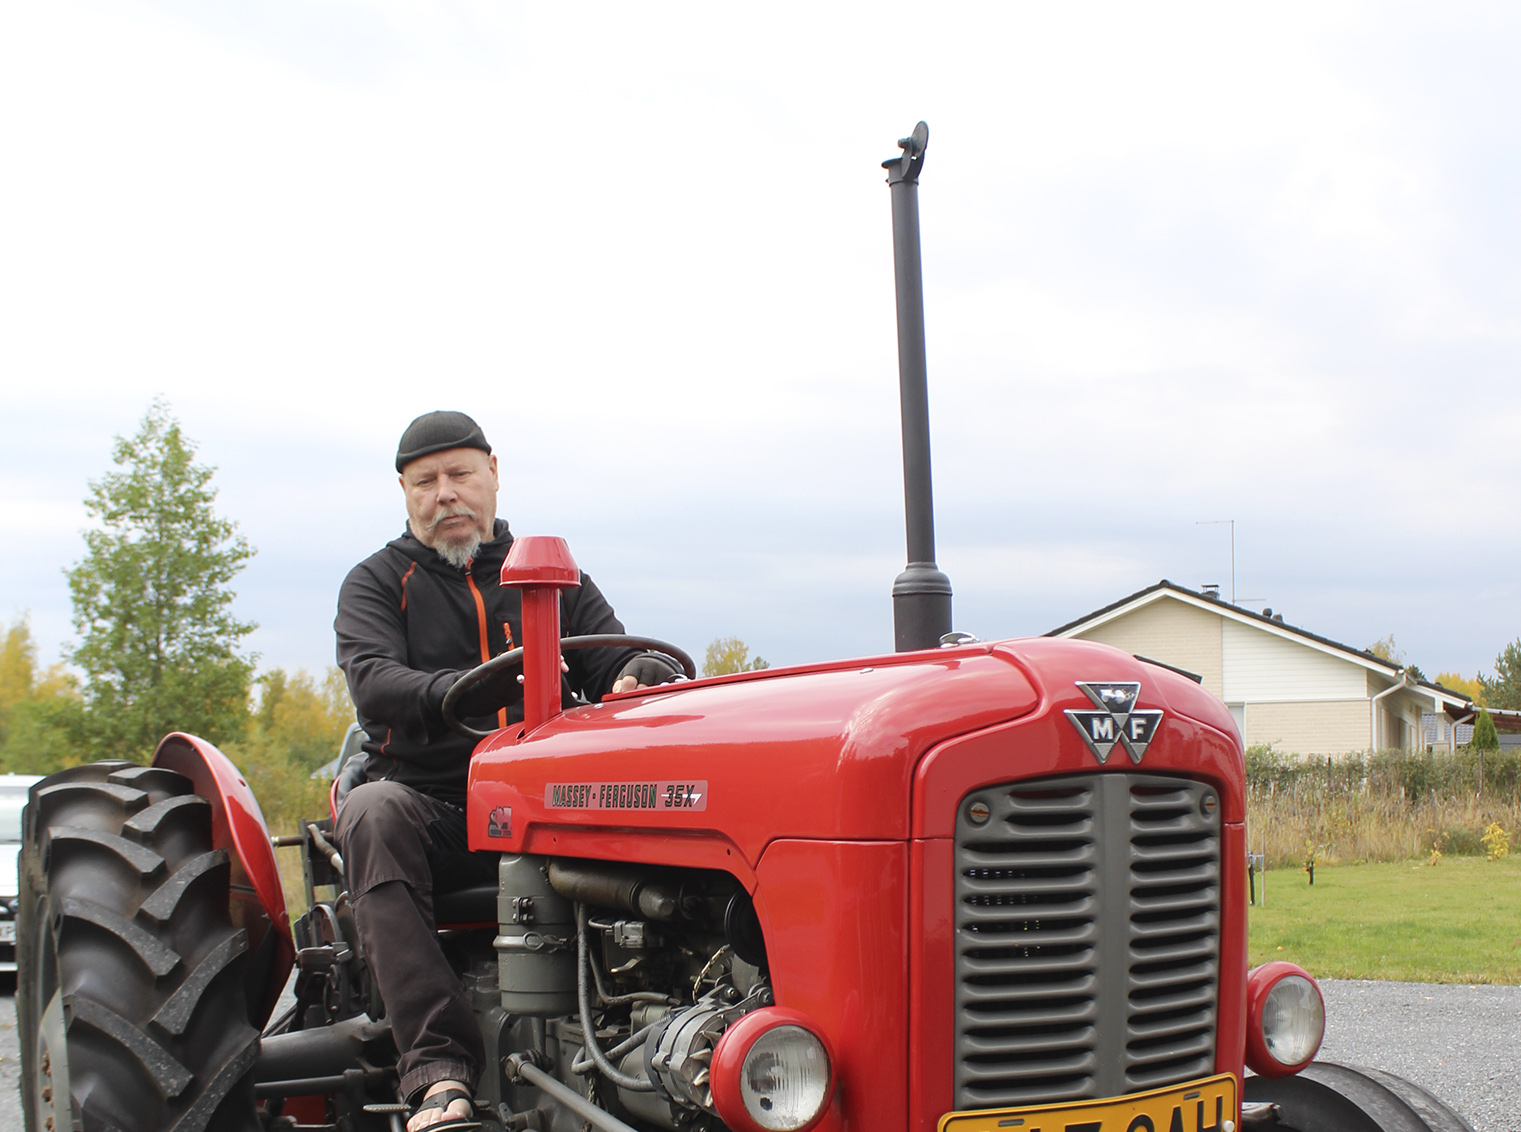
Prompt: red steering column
<box><xmin>500</xmin><ymin>535</ymin><xmax>581</xmax><ymax>732</ymax></box>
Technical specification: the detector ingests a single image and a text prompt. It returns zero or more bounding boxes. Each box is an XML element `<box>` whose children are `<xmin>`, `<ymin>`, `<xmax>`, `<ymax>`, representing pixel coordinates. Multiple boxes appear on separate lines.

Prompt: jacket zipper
<box><xmin>465</xmin><ymin>566</ymin><xmax>509</xmax><ymax>731</ymax></box>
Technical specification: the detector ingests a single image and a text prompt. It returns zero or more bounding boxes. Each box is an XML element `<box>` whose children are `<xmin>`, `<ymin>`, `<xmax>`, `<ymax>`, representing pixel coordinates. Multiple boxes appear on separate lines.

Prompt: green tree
<box><xmin>0</xmin><ymin>618</ymin><xmax>34</xmax><ymax>708</ymax></box>
<box><xmin>702</xmin><ymin>636</ymin><xmax>770</xmax><ymax>677</ymax></box>
<box><xmin>1471</xmin><ymin>708</ymin><xmax>1500</xmax><ymax>752</ymax></box>
<box><xmin>1479</xmin><ymin>639</ymin><xmax>1521</xmax><ymax>710</ymax></box>
<box><xmin>255</xmin><ymin>667</ymin><xmax>290</xmax><ymax>733</ymax></box>
<box><xmin>225</xmin><ymin>667</ymin><xmax>350</xmax><ymax>850</ymax></box>
<box><xmin>65</xmin><ymin>399</ymin><xmax>257</xmax><ymax>761</ymax></box>
<box><xmin>252</xmin><ymin>666</ymin><xmax>353</xmax><ymax>772</ymax></box>
<box><xmin>0</xmin><ymin>616</ymin><xmax>84</xmax><ymax>773</ymax></box>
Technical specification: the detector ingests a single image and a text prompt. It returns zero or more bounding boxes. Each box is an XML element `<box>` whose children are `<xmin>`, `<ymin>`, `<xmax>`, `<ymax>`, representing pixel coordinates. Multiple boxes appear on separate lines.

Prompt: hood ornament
<box><xmin>1064</xmin><ymin>681</ymin><xmax>1164</xmax><ymax>764</ymax></box>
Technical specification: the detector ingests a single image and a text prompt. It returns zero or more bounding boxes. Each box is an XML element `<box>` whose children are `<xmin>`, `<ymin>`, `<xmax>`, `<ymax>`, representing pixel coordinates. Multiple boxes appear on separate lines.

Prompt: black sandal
<box><xmin>411</xmin><ymin>1087</ymin><xmax>482</xmax><ymax>1132</ymax></box>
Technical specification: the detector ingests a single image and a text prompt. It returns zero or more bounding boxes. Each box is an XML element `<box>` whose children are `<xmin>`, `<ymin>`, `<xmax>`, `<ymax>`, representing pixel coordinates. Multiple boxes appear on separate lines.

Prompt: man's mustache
<box><xmin>429</xmin><ymin>506</ymin><xmax>477</xmax><ymax>531</ymax></box>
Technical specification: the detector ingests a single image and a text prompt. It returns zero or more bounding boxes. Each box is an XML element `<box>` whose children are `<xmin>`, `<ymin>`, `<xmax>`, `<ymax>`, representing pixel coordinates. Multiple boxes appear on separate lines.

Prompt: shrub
<box><xmin>1246</xmin><ymin>748</ymin><xmax>1521</xmax><ymax>867</ymax></box>
<box><xmin>1473</xmin><ymin>708</ymin><xmax>1500</xmax><ymax>753</ymax></box>
<box><xmin>1482</xmin><ymin>821</ymin><xmax>1511</xmax><ymax>860</ymax></box>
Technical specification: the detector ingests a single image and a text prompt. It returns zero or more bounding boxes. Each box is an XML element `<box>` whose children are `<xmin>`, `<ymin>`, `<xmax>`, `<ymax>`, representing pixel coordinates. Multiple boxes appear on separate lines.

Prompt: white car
<box><xmin>0</xmin><ymin>773</ymin><xmax>44</xmax><ymax>972</ymax></box>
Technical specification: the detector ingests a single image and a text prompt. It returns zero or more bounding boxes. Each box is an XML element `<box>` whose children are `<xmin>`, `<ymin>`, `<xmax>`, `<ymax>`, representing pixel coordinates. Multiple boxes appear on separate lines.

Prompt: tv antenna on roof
<box><xmin>1196</xmin><ymin>519</ymin><xmax>1234</xmax><ymax>604</ymax></box>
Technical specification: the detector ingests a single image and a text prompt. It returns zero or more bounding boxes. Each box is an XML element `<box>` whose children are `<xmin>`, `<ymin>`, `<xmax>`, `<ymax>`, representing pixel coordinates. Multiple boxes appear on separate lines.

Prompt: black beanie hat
<box><xmin>395</xmin><ymin>411</ymin><xmax>491</xmax><ymax>472</ymax></box>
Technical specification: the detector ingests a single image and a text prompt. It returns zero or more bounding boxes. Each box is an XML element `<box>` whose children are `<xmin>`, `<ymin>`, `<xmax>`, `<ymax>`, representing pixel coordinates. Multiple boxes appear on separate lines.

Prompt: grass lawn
<box><xmin>1247</xmin><ymin>855</ymin><xmax>1521</xmax><ymax>984</ymax></box>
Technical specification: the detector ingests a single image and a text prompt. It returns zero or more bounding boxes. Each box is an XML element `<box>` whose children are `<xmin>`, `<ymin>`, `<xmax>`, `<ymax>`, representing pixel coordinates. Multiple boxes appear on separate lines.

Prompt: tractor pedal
<box><xmin>296</xmin><ymin>943</ymin><xmax>352</xmax><ymax>973</ymax></box>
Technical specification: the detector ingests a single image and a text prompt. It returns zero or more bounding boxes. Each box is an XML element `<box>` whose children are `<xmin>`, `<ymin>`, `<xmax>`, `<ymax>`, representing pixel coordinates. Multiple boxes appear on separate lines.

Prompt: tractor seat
<box><xmin>434</xmin><ymin>884</ymin><xmax>499</xmax><ymax>926</ymax></box>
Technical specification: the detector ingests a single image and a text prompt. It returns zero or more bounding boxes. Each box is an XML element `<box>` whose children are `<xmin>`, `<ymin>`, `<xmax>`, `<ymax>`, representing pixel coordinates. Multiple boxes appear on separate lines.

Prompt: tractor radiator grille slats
<box><xmin>953</xmin><ymin>774</ymin><xmax>1221</xmax><ymax>1109</ymax></box>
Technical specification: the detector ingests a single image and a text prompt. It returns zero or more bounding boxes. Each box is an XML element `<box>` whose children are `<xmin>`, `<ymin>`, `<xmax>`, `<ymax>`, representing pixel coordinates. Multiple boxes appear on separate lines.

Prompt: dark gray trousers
<box><xmin>334</xmin><ymin>780</ymin><xmax>499</xmax><ymax>1103</ymax></box>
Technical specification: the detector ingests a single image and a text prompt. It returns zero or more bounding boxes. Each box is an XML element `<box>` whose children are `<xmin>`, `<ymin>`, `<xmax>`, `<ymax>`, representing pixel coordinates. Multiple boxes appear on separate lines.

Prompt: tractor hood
<box><xmin>468</xmin><ymin>643</ymin><xmax>1036</xmax><ymax>869</ymax></box>
<box><xmin>466</xmin><ymin>637</ymin><xmax>1239</xmax><ymax>876</ymax></box>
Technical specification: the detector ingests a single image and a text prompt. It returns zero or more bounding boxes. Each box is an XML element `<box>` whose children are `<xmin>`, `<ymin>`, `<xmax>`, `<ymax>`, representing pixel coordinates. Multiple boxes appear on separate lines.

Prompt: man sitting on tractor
<box><xmin>333</xmin><ymin>410</ymin><xmax>680</xmax><ymax>1132</ymax></box>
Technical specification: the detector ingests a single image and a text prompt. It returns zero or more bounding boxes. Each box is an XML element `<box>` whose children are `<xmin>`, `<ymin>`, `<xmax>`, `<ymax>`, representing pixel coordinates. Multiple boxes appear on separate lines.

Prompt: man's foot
<box><xmin>408</xmin><ymin>1080</ymin><xmax>477</xmax><ymax>1132</ymax></box>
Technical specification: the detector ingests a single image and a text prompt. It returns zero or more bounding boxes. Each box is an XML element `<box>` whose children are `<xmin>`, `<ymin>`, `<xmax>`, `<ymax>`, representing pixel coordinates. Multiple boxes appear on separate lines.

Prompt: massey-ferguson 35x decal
<box><xmin>545</xmin><ymin>781</ymin><xmax>708</xmax><ymax>811</ymax></box>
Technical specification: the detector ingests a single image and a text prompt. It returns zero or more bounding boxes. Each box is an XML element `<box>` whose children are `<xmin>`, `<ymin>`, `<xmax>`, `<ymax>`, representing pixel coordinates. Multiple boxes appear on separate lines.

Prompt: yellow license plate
<box><xmin>939</xmin><ymin>1073</ymin><xmax>1238</xmax><ymax>1132</ymax></box>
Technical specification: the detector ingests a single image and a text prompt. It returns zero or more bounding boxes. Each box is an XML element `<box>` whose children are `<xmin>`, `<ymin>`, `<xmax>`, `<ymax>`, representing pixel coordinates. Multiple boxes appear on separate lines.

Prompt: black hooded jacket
<box><xmin>334</xmin><ymin>520</ymin><xmax>640</xmax><ymax>804</ymax></box>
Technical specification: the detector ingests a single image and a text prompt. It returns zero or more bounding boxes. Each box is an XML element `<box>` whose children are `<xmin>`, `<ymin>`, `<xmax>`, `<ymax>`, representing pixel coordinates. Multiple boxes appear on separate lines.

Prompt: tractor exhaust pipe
<box><xmin>884</xmin><ymin>121</ymin><xmax>953</xmax><ymax>652</ymax></box>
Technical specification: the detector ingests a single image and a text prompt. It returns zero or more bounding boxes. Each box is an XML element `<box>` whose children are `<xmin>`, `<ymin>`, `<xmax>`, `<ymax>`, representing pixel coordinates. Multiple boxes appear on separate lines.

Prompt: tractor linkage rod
<box><xmin>507</xmin><ymin>1054</ymin><xmax>642</xmax><ymax>1132</ymax></box>
<box><xmin>307</xmin><ymin>822</ymin><xmax>345</xmax><ymax>873</ymax></box>
<box><xmin>253</xmin><ymin>1065</ymin><xmax>389</xmax><ymax>1099</ymax></box>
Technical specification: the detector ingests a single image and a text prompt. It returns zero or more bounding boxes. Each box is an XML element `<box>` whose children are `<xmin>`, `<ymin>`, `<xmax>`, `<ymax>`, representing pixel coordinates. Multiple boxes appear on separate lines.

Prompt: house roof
<box><xmin>1443</xmin><ymin>703</ymin><xmax>1521</xmax><ymax>731</ymax></box>
<box><xmin>1047</xmin><ymin>580</ymin><xmax>1472</xmax><ymax>709</ymax></box>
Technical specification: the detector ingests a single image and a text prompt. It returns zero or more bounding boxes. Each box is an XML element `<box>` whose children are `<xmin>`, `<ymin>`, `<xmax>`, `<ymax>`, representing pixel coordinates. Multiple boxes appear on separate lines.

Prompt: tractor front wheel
<box><xmin>17</xmin><ymin>761</ymin><xmax>262</xmax><ymax>1132</ymax></box>
<box><xmin>1246</xmin><ymin>1061</ymin><xmax>1476</xmax><ymax>1132</ymax></box>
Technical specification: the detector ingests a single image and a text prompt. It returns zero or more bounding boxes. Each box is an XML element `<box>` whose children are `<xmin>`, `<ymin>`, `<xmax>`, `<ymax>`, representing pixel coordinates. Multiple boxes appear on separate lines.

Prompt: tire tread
<box><xmin>35</xmin><ymin>781</ymin><xmax>149</xmax><ymax>823</ymax></box>
<box><xmin>166</xmin><ymin>1035</ymin><xmax>261</xmax><ymax>1132</ymax></box>
<box><xmin>123</xmin><ymin>794</ymin><xmax>211</xmax><ymax>843</ymax></box>
<box><xmin>1356</xmin><ymin>1067</ymin><xmax>1477</xmax><ymax>1132</ymax></box>
<box><xmin>151</xmin><ymin>929</ymin><xmax>247</xmax><ymax>1036</ymax></box>
<box><xmin>138</xmin><ymin>848</ymin><xmax>228</xmax><ymax>925</ymax></box>
<box><xmin>108</xmin><ymin>766</ymin><xmax>194</xmax><ymax>797</ymax></box>
<box><xmin>66</xmin><ymin>994</ymin><xmax>194</xmax><ymax>1098</ymax></box>
<box><xmin>48</xmin><ymin>826</ymin><xmax>166</xmax><ymax>878</ymax></box>
<box><xmin>58</xmin><ymin>895</ymin><xmax>182</xmax><ymax>977</ymax></box>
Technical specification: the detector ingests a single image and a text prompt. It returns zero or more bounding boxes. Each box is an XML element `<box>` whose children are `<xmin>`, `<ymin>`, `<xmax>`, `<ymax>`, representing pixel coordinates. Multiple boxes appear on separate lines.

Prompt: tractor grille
<box><xmin>953</xmin><ymin>773</ymin><xmax>1221</xmax><ymax>1110</ymax></box>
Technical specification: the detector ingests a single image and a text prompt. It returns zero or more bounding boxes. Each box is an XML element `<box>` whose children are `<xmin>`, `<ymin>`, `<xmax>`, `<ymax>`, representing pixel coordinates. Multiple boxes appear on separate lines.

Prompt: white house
<box><xmin>1048</xmin><ymin>581</ymin><xmax>1471</xmax><ymax>755</ymax></box>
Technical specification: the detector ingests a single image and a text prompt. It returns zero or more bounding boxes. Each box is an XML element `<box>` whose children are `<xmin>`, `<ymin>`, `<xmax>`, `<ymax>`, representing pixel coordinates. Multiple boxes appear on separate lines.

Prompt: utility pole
<box><xmin>884</xmin><ymin>121</ymin><xmax>952</xmax><ymax>651</ymax></box>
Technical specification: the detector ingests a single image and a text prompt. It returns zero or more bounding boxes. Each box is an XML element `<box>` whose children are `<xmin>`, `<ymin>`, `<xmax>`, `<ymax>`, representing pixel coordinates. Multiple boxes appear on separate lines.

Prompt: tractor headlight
<box><xmin>711</xmin><ymin>1008</ymin><xmax>834</xmax><ymax>1132</ymax></box>
<box><xmin>1245</xmin><ymin>962</ymin><xmax>1324</xmax><ymax>1077</ymax></box>
<box><xmin>1262</xmin><ymin>975</ymin><xmax>1323</xmax><ymax>1065</ymax></box>
<box><xmin>740</xmin><ymin>1026</ymin><xmax>829</xmax><ymax>1130</ymax></box>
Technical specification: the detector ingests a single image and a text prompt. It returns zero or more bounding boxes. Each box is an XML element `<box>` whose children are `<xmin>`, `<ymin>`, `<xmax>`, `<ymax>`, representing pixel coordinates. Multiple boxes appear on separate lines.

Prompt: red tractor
<box><xmin>17</xmin><ymin>126</ymin><xmax>1477</xmax><ymax>1132</ymax></box>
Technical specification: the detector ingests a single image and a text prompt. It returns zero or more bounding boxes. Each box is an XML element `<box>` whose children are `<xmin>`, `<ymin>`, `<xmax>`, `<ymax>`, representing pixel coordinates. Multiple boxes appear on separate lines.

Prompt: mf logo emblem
<box><xmin>486</xmin><ymin>805</ymin><xmax>512</xmax><ymax>838</ymax></box>
<box><xmin>1064</xmin><ymin>681</ymin><xmax>1164</xmax><ymax>764</ymax></box>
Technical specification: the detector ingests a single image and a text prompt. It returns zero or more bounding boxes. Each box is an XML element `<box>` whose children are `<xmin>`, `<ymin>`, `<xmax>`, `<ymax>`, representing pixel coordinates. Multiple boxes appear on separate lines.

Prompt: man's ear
<box><xmin>487</xmin><ymin>453</ymin><xmax>499</xmax><ymax>488</ymax></box>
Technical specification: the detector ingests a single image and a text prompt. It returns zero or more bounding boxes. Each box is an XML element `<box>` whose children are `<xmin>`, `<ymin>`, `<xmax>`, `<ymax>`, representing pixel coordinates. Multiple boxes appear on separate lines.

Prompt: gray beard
<box><xmin>435</xmin><ymin>533</ymin><xmax>482</xmax><ymax>570</ymax></box>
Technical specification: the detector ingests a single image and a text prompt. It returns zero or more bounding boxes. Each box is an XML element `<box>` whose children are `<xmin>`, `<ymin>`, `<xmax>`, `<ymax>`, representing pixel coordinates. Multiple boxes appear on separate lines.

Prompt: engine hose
<box><xmin>576</xmin><ymin>906</ymin><xmax>657</xmax><ymax>1091</ymax></box>
<box><xmin>588</xmin><ymin>946</ymin><xmax>675</xmax><ymax>1007</ymax></box>
<box><xmin>571</xmin><ymin>1021</ymin><xmax>658</xmax><ymax>1075</ymax></box>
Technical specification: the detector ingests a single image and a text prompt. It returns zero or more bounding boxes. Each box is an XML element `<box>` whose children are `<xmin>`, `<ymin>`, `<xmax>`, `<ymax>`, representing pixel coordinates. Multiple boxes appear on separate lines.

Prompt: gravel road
<box><xmin>1315</xmin><ymin>979</ymin><xmax>1520</xmax><ymax>1132</ymax></box>
<box><xmin>0</xmin><ymin>978</ymin><xmax>1514</xmax><ymax>1130</ymax></box>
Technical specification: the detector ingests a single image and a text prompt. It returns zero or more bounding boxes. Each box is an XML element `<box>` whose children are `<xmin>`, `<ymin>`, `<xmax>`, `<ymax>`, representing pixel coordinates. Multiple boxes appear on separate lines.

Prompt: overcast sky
<box><xmin>4</xmin><ymin>1</ymin><xmax>1519</xmax><ymax>686</ymax></box>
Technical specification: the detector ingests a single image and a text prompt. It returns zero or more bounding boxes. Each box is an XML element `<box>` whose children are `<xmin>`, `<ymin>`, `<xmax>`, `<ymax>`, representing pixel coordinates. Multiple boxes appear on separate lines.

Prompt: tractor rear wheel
<box><xmin>17</xmin><ymin>760</ymin><xmax>262</xmax><ymax>1132</ymax></box>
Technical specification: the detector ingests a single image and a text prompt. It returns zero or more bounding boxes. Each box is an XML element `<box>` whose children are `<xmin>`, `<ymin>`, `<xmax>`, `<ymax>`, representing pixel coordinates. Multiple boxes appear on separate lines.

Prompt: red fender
<box><xmin>153</xmin><ymin>732</ymin><xmax>295</xmax><ymax>1028</ymax></box>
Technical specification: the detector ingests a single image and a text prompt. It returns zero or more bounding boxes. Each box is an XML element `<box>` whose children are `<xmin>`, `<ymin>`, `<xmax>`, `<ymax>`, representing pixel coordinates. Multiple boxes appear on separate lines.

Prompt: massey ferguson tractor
<box><xmin>17</xmin><ymin>125</ymin><xmax>1477</xmax><ymax>1132</ymax></box>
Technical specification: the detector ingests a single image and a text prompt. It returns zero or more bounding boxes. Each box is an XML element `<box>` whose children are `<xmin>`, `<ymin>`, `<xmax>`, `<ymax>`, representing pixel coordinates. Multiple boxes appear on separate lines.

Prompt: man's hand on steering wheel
<box><xmin>448</xmin><ymin>658</ymin><xmax>574</xmax><ymax>718</ymax></box>
<box><xmin>441</xmin><ymin>634</ymin><xmax>695</xmax><ymax>739</ymax></box>
<box><xmin>610</xmin><ymin>652</ymin><xmax>683</xmax><ymax>694</ymax></box>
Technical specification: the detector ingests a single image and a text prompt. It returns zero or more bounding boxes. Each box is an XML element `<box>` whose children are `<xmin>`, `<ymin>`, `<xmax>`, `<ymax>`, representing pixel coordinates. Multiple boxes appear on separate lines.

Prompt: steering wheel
<box><xmin>440</xmin><ymin>634</ymin><xmax>697</xmax><ymax>740</ymax></box>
